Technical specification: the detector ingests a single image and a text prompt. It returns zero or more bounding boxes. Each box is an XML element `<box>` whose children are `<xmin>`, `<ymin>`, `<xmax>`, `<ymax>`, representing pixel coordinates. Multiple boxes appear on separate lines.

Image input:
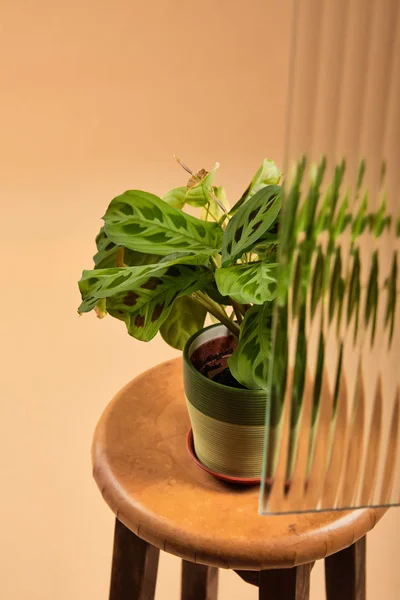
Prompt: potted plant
<box><xmin>78</xmin><ymin>157</ymin><xmax>283</xmax><ymax>481</ymax></box>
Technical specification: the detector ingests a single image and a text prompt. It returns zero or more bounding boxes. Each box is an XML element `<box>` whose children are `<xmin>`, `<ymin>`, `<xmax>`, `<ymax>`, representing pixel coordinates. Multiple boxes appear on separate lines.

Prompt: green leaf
<box><xmin>252</xmin><ymin>239</ymin><xmax>278</xmax><ymax>262</ymax></box>
<box><xmin>78</xmin><ymin>260</ymin><xmax>210</xmax><ymax>341</ymax></box>
<box><xmin>94</xmin><ymin>297</ymin><xmax>107</xmax><ymax>318</ymax></box>
<box><xmin>356</xmin><ymin>159</ymin><xmax>366</xmax><ymax>193</ymax></box>
<box><xmin>351</xmin><ymin>192</ymin><xmax>368</xmax><ymax>243</ymax></box>
<box><xmin>93</xmin><ymin>227</ymin><xmax>160</xmax><ymax>269</ymax></box>
<box><xmin>281</xmin><ymin>157</ymin><xmax>306</xmax><ymax>244</ymax></box>
<box><xmin>385</xmin><ymin>252</ymin><xmax>397</xmax><ymax>345</ymax></box>
<box><xmin>364</xmin><ymin>251</ymin><xmax>379</xmax><ymax>345</ymax></box>
<box><xmin>203</xmin><ymin>280</ymin><xmax>232</xmax><ymax>305</ymax></box>
<box><xmin>291</xmin><ymin>304</ymin><xmax>307</xmax><ymax>429</ymax></box>
<box><xmin>315</xmin><ymin>159</ymin><xmax>345</xmax><ymax>239</ymax></box>
<box><xmin>307</xmin><ymin>329</ymin><xmax>325</xmax><ymax>474</ymax></box>
<box><xmin>228</xmin><ymin>304</ymin><xmax>273</xmax><ymax>389</ymax></box>
<box><xmin>269</xmin><ymin>304</ymin><xmax>288</xmax><ymax>427</ymax></box>
<box><xmin>336</xmin><ymin>277</ymin><xmax>346</xmax><ymax>335</ymax></box>
<box><xmin>103</xmin><ymin>190</ymin><xmax>223</xmax><ymax>256</ymax></box>
<box><xmin>291</xmin><ymin>251</ymin><xmax>304</xmax><ymax>317</ymax></box>
<box><xmin>215</xmin><ymin>261</ymin><xmax>277</xmax><ymax>305</ymax></box>
<box><xmin>78</xmin><ymin>253</ymin><xmax>209</xmax><ymax>313</ymax></box>
<box><xmin>332</xmin><ymin>194</ymin><xmax>352</xmax><ymax>240</ymax></box>
<box><xmin>328</xmin><ymin>160</ymin><xmax>346</xmax><ymax>223</ymax></box>
<box><xmin>329</xmin><ymin>247</ymin><xmax>342</xmax><ymax>324</ymax></box>
<box><xmin>303</xmin><ymin>157</ymin><xmax>326</xmax><ymax>240</ymax></box>
<box><xmin>287</xmin><ymin>303</ymin><xmax>307</xmax><ymax>477</ymax></box>
<box><xmin>310</xmin><ymin>247</ymin><xmax>325</xmax><ymax>319</ymax></box>
<box><xmin>332</xmin><ymin>343</ymin><xmax>344</xmax><ymax>416</ymax></box>
<box><xmin>158</xmin><ymin>251</ymin><xmax>210</xmax><ymax>265</ymax></box>
<box><xmin>368</xmin><ymin>198</ymin><xmax>392</xmax><ymax>237</ymax></box>
<box><xmin>185</xmin><ymin>166</ymin><xmax>218</xmax><ymax>207</ymax></box>
<box><xmin>162</xmin><ymin>186</ymin><xmax>186</xmax><ymax>209</ymax></box>
<box><xmin>347</xmin><ymin>249</ymin><xmax>361</xmax><ymax>338</ymax></box>
<box><xmin>276</xmin><ymin>158</ymin><xmax>306</xmax><ymax>305</ymax></box>
<box><xmin>230</xmin><ymin>159</ymin><xmax>282</xmax><ymax>215</ymax></box>
<box><xmin>160</xmin><ymin>296</ymin><xmax>206</xmax><ymax>350</ymax></box>
<box><xmin>221</xmin><ymin>185</ymin><xmax>282</xmax><ymax>266</ymax></box>
<box><xmin>312</xmin><ymin>330</ymin><xmax>325</xmax><ymax>426</ymax></box>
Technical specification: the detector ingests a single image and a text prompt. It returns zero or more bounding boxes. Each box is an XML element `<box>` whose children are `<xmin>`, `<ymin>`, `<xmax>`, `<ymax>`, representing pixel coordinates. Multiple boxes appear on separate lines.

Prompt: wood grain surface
<box><xmin>92</xmin><ymin>359</ymin><xmax>385</xmax><ymax>570</ymax></box>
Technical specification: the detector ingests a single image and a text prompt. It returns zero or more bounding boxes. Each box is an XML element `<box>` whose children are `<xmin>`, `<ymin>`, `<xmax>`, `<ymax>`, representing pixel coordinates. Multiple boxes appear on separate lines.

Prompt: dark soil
<box><xmin>190</xmin><ymin>335</ymin><xmax>245</xmax><ymax>389</ymax></box>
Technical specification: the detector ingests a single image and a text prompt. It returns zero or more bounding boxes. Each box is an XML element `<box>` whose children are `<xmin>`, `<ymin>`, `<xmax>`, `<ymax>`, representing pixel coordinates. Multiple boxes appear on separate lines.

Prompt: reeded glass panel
<box><xmin>260</xmin><ymin>0</ymin><xmax>400</xmax><ymax>513</ymax></box>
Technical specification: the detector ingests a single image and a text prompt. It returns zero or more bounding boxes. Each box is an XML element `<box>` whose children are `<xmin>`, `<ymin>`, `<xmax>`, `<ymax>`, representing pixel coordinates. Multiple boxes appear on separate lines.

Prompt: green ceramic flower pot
<box><xmin>183</xmin><ymin>323</ymin><xmax>267</xmax><ymax>479</ymax></box>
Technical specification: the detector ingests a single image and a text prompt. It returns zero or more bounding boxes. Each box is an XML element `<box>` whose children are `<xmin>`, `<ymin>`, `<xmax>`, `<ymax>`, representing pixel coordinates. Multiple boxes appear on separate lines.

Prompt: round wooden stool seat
<box><xmin>92</xmin><ymin>358</ymin><xmax>384</xmax><ymax>572</ymax></box>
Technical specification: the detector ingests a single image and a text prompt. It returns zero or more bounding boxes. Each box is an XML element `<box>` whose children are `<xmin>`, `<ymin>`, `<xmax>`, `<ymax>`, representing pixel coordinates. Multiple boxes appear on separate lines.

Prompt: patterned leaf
<box><xmin>252</xmin><ymin>238</ymin><xmax>278</xmax><ymax>262</ymax></box>
<box><xmin>78</xmin><ymin>261</ymin><xmax>210</xmax><ymax>342</ymax></box>
<box><xmin>93</xmin><ymin>227</ymin><xmax>160</xmax><ymax>269</ymax></box>
<box><xmin>228</xmin><ymin>304</ymin><xmax>273</xmax><ymax>389</ymax></box>
<box><xmin>215</xmin><ymin>261</ymin><xmax>277</xmax><ymax>305</ymax></box>
<box><xmin>221</xmin><ymin>185</ymin><xmax>282</xmax><ymax>267</ymax></box>
<box><xmin>78</xmin><ymin>254</ymin><xmax>209</xmax><ymax>313</ymax></box>
<box><xmin>103</xmin><ymin>190</ymin><xmax>223</xmax><ymax>256</ymax></box>
<box><xmin>160</xmin><ymin>296</ymin><xmax>207</xmax><ymax>350</ymax></box>
<box><xmin>230</xmin><ymin>159</ymin><xmax>282</xmax><ymax>215</ymax></box>
<box><xmin>203</xmin><ymin>279</ymin><xmax>232</xmax><ymax>305</ymax></box>
<box><xmin>162</xmin><ymin>187</ymin><xmax>186</xmax><ymax>209</ymax></box>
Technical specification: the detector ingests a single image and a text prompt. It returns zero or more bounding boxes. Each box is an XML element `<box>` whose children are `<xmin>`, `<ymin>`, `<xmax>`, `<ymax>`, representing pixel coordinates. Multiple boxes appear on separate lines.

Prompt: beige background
<box><xmin>0</xmin><ymin>0</ymin><xmax>398</xmax><ymax>598</ymax></box>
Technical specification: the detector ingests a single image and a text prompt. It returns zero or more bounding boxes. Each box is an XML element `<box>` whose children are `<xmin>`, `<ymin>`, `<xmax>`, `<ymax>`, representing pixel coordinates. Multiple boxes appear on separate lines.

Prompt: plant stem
<box><xmin>231</xmin><ymin>299</ymin><xmax>243</xmax><ymax>324</ymax></box>
<box><xmin>207</xmin><ymin>186</ymin><xmax>229</xmax><ymax>216</ymax></box>
<box><xmin>210</xmin><ymin>255</ymin><xmax>219</xmax><ymax>270</ymax></box>
<box><xmin>193</xmin><ymin>292</ymin><xmax>240</xmax><ymax>337</ymax></box>
<box><xmin>174</xmin><ymin>154</ymin><xmax>194</xmax><ymax>175</ymax></box>
<box><xmin>204</xmin><ymin>201</ymin><xmax>220</xmax><ymax>224</ymax></box>
<box><xmin>116</xmin><ymin>247</ymin><xmax>126</xmax><ymax>267</ymax></box>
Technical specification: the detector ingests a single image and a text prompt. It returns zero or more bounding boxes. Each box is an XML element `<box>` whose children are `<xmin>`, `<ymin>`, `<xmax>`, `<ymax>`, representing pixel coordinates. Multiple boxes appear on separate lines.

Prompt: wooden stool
<box><xmin>92</xmin><ymin>359</ymin><xmax>385</xmax><ymax>599</ymax></box>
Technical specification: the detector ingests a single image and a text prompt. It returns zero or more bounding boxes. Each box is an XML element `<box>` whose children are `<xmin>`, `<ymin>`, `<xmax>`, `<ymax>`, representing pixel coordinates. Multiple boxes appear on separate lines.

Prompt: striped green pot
<box><xmin>183</xmin><ymin>324</ymin><xmax>267</xmax><ymax>479</ymax></box>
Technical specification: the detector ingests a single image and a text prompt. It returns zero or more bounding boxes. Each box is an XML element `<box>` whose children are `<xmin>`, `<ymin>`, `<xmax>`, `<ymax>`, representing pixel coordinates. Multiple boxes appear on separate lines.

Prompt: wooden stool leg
<box><xmin>325</xmin><ymin>536</ymin><xmax>366</xmax><ymax>600</ymax></box>
<box><xmin>181</xmin><ymin>560</ymin><xmax>219</xmax><ymax>600</ymax></box>
<box><xmin>259</xmin><ymin>564</ymin><xmax>312</xmax><ymax>600</ymax></box>
<box><xmin>109</xmin><ymin>518</ymin><xmax>160</xmax><ymax>600</ymax></box>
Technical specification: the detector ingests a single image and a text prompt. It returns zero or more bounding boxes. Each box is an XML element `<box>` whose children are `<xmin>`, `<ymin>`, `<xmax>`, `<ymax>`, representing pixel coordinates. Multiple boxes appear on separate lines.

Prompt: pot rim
<box><xmin>183</xmin><ymin>322</ymin><xmax>266</xmax><ymax>397</ymax></box>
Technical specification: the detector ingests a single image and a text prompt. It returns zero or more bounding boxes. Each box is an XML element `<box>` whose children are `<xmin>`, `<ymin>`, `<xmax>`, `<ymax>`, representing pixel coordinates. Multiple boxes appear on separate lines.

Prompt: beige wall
<box><xmin>0</xmin><ymin>1</ymin><xmax>398</xmax><ymax>598</ymax></box>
